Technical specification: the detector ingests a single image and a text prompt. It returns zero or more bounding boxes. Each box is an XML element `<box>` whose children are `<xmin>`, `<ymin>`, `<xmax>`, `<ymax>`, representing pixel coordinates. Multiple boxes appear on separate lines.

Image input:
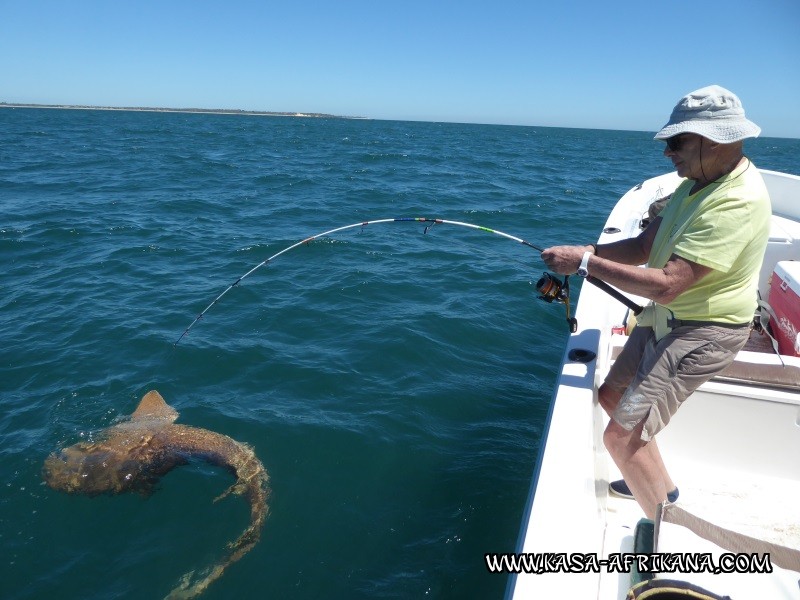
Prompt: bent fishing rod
<box><xmin>174</xmin><ymin>217</ymin><xmax>642</xmax><ymax>346</ymax></box>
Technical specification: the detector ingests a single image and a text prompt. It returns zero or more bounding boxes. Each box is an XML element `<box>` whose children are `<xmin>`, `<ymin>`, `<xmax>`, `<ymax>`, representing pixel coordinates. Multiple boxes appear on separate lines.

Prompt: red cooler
<box><xmin>769</xmin><ymin>261</ymin><xmax>800</xmax><ymax>357</ymax></box>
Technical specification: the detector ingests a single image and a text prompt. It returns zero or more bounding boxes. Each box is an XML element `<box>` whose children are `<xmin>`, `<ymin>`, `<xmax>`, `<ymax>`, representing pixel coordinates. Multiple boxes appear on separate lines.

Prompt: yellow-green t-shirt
<box><xmin>648</xmin><ymin>160</ymin><xmax>771</xmax><ymax>324</ymax></box>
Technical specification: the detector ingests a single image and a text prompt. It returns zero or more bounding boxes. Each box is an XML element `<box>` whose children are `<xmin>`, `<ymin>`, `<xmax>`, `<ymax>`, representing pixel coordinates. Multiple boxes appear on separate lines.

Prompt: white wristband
<box><xmin>577</xmin><ymin>251</ymin><xmax>591</xmax><ymax>278</ymax></box>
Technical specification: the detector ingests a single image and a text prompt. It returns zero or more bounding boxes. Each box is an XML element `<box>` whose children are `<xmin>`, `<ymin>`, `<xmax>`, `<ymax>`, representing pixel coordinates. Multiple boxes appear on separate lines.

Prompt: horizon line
<box><xmin>2</xmin><ymin>101</ymin><xmax>796</xmax><ymax>140</ymax></box>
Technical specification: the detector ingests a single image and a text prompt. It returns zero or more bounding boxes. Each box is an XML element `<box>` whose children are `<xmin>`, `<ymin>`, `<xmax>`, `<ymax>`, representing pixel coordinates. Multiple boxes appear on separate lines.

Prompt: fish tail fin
<box><xmin>163</xmin><ymin>521</ymin><xmax>263</xmax><ymax>600</ymax></box>
<box><xmin>165</xmin><ymin>478</ymin><xmax>269</xmax><ymax>599</ymax></box>
<box><xmin>164</xmin><ymin>564</ymin><xmax>224</xmax><ymax>600</ymax></box>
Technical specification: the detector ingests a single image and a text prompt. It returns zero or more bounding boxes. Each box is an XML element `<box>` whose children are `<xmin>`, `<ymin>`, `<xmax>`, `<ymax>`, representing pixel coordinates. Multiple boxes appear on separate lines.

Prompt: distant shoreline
<box><xmin>0</xmin><ymin>102</ymin><xmax>366</xmax><ymax>120</ymax></box>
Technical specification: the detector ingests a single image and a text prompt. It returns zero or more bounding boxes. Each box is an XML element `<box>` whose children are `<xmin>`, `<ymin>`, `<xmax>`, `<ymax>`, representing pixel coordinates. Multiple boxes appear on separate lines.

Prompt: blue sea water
<box><xmin>1</xmin><ymin>107</ymin><xmax>798</xmax><ymax>599</ymax></box>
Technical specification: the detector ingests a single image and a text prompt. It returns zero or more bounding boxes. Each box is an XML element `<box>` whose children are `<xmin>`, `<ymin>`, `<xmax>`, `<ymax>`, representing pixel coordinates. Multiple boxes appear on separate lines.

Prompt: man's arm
<box><xmin>541</xmin><ymin>217</ymin><xmax>712</xmax><ymax>304</ymax></box>
<box><xmin>581</xmin><ymin>252</ymin><xmax>711</xmax><ymax>305</ymax></box>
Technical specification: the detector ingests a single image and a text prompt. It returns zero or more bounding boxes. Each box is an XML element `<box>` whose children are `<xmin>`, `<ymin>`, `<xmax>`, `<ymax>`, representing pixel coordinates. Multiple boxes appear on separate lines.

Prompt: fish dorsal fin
<box><xmin>131</xmin><ymin>390</ymin><xmax>179</xmax><ymax>423</ymax></box>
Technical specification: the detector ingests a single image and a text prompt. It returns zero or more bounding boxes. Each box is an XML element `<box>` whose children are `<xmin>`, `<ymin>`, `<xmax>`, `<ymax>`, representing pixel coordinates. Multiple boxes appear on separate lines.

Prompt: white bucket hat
<box><xmin>654</xmin><ymin>85</ymin><xmax>761</xmax><ymax>143</ymax></box>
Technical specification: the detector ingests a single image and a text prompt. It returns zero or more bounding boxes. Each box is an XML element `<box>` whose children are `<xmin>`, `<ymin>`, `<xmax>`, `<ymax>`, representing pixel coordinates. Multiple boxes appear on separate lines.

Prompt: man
<box><xmin>542</xmin><ymin>85</ymin><xmax>771</xmax><ymax>519</ymax></box>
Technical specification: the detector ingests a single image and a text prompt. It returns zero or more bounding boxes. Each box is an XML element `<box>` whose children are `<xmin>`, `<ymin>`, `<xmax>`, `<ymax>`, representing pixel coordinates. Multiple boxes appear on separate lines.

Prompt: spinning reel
<box><xmin>536</xmin><ymin>272</ymin><xmax>578</xmax><ymax>333</ymax></box>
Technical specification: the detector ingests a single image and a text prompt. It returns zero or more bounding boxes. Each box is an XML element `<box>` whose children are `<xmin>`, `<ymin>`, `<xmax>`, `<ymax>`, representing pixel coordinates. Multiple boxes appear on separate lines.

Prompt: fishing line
<box><xmin>174</xmin><ymin>217</ymin><xmax>543</xmax><ymax>346</ymax></box>
<box><xmin>173</xmin><ymin>217</ymin><xmax>637</xmax><ymax>346</ymax></box>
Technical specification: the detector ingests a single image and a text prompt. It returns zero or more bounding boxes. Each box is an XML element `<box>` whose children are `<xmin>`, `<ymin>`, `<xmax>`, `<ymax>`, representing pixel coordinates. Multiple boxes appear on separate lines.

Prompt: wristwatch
<box><xmin>577</xmin><ymin>251</ymin><xmax>591</xmax><ymax>278</ymax></box>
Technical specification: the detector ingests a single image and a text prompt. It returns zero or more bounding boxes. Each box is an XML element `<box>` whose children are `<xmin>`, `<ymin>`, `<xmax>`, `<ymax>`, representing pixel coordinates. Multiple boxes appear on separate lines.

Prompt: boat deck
<box><xmin>601</xmin><ymin>456</ymin><xmax>800</xmax><ymax>600</ymax></box>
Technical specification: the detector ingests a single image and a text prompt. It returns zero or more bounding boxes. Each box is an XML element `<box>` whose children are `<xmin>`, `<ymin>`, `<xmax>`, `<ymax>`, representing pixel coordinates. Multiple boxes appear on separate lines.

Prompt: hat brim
<box><xmin>654</xmin><ymin>118</ymin><xmax>761</xmax><ymax>143</ymax></box>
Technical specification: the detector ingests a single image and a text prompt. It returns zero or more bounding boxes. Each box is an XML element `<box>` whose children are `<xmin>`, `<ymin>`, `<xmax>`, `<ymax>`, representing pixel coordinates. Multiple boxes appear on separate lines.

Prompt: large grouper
<box><xmin>43</xmin><ymin>390</ymin><xmax>270</xmax><ymax>599</ymax></box>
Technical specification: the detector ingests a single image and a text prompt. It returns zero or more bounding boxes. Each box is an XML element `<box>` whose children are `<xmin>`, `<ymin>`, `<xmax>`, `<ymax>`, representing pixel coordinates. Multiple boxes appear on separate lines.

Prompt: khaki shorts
<box><xmin>604</xmin><ymin>323</ymin><xmax>750</xmax><ymax>441</ymax></box>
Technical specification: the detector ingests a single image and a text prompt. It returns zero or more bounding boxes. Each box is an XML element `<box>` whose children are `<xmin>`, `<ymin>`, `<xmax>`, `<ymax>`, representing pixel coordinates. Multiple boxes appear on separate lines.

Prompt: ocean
<box><xmin>2</xmin><ymin>107</ymin><xmax>798</xmax><ymax>599</ymax></box>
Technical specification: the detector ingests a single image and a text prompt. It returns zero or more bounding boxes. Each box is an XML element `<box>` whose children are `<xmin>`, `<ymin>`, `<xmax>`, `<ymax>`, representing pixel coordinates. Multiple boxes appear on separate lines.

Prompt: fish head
<box><xmin>43</xmin><ymin>441</ymin><xmax>139</xmax><ymax>495</ymax></box>
<box><xmin>43</xmin><ymin>391</ymin><xmax>179</xmax><ymax>495</ymax></box>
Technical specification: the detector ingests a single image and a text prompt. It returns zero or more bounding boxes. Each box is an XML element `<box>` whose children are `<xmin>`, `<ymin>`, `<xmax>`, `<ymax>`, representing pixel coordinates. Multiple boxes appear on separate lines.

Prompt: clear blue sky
<box><xmin>2</xmin><ymin>0</ymin><xmax>798</xmax><ymax>137</ymax></box>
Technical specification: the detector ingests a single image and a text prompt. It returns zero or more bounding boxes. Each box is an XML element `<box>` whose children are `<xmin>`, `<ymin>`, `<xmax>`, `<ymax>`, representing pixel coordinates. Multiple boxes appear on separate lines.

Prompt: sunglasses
<box><xmin>665</xmin><ymin>134</ymin><xmax>688</xmax><ymax>152</ymax></box>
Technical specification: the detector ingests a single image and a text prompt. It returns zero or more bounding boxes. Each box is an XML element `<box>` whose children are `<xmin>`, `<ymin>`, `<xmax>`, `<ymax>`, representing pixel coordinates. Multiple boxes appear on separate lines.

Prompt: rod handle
<box><xmin>585</xmin><ymin>275</ymin><xmax>644</xmax><ymax>315</ymax></box>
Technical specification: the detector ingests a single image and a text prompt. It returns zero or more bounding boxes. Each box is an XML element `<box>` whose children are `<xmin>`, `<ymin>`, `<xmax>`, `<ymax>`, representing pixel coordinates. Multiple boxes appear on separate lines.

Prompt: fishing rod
<box><xmin>173</xmin><ymin>217</ymin><xmax>642</xmax><ymax>346</ymax></box>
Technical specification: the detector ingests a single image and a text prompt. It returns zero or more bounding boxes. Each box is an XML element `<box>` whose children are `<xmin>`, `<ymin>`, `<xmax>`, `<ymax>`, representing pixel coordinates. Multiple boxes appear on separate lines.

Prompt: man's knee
<box><xmin>603</xmin><ymin>419</ymin><xmax>647</xmax><ymax>460</ymax></box>
<box><xmin>603</xmin><ymin>419</ymin><xmax>627</xmax><ymax>457</ymax></box>
<box><xmin>598</xmin><ymin>383</ymin><xmax>622</xmax><ymax>415</ymax></box>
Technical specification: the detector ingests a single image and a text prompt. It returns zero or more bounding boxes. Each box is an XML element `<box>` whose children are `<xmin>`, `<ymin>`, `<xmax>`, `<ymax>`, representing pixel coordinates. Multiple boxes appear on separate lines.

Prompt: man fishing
<box><xmin>542</xmin><ymin>85</ymin><xmax>771</xmax><ymax>520</ymax></box>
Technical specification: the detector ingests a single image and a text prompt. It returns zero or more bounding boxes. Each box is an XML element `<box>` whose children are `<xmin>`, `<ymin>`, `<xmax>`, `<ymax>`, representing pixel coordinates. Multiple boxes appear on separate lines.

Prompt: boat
<box><xmin>506</xmin><ymin>168</ymin><xmax>800</xmax><ymax>599</ymax></box>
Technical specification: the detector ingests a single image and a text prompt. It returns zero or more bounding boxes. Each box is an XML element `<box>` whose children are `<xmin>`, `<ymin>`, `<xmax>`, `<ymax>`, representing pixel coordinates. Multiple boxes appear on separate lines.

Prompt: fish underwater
<box><xmin>43</xmin><ymin>390</ymin><xmax>270</xmax><ymax>599</ymax></box>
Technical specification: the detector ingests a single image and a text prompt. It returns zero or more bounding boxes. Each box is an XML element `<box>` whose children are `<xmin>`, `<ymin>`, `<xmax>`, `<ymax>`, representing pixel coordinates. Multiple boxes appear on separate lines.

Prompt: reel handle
<box><xmin>567</xmin><ymin>317</ymin><xmax>577</xmax><ymax>333</ymax></box>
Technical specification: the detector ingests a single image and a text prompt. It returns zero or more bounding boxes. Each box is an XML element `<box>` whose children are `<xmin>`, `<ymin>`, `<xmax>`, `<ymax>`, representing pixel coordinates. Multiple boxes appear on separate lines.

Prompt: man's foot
<box><xmin>609</xmin><ymin>479</ymin><xmax>679</xmax><ymax>503</ymax></box>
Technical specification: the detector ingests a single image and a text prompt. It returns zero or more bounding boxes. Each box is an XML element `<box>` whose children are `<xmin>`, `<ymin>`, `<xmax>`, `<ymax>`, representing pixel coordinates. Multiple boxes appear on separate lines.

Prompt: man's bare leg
<box><xmin>603</xmin><ymin>419</ymin><xmax>667</xmax><ymax>519</ymax></box>
<box><xmin>599</xmin><ymin>383</ymin><xmax>677</xmax><ymax>514</ymax></box>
